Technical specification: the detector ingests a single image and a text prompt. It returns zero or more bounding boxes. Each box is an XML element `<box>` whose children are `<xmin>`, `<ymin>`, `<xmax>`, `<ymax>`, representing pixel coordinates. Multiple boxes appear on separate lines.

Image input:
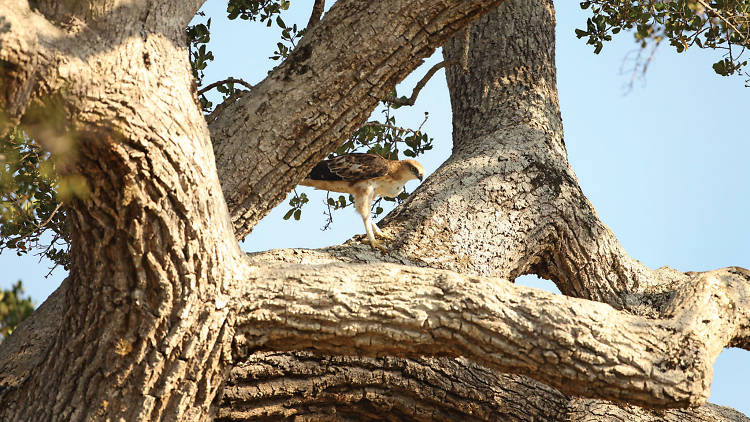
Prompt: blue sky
<box><xmin>2</xmin><ymin>0</ymin><xmax>748</xmax><ymax>414</ymax></box>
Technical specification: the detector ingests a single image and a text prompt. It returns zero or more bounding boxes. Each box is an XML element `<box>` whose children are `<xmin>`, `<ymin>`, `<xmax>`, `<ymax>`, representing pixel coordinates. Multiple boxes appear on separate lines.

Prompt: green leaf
<box><xmin>713</xmin><ymin>59</ymin><xmax>728</xmax><ymax>76</ymax></box>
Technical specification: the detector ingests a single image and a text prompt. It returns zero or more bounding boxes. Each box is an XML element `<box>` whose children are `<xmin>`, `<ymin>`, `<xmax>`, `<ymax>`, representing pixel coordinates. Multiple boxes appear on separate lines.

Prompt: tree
<box><xmin>0</xmin><ymin>0</ymin><xmax>748</xmax><ymax>421</ymax></box>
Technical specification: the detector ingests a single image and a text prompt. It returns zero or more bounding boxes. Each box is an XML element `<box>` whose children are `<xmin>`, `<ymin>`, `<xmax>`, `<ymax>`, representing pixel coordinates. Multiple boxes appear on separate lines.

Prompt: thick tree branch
<box><xmin>217</xmin><ymin>352</ymin><xmax>750</xmax><ymax>421</ymax></box>
<box><xmin>566</xmin><ymin>399</ymin><xmax>750</xmax><ymax>422</ymax></box>
<box><xmin>30</xmin><ymin>0</ymin><xmax>205</xmax><ymax>30</ymax></box>
<box><xmin>229</xmin><ymin>261</ymin><xmax>750</xmax><ymax>408</ymax></box>
<box><xmin>218</xmin><ymin>353</ymin><xmax>569</xmax><ymax>421</ymax></box>
<box><xmin>6</xmin><ymin>256</ymin><xmax>748</xmax><ymax>420</ymax></box>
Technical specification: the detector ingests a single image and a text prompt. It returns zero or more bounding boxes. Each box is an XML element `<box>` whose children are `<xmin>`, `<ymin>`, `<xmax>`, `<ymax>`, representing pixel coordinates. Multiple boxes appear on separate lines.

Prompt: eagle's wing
<box><xmin>309</xmin><ymin>153</ymin><xmax>390</xmax><ymax>182</ymax></box>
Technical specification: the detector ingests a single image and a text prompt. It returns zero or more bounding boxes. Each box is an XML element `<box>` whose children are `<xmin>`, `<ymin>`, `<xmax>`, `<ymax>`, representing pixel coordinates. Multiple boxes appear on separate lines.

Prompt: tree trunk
<box><xmin>0</xmin><ymin>0</ymin><xmax>748</xmax><ymax>421</ymax></box>
<box><xmin>1</xmin><ymin>2</ymin><xmax>247</xmax><ymax>420</ymax></box>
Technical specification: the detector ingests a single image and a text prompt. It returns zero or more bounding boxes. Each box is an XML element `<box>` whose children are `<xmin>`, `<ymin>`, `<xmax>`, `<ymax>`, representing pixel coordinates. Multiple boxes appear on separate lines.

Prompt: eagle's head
<box><xmin>402</xmin><ymin>159</ymin><xmax>425</xmax><ymax>182</ymax></box>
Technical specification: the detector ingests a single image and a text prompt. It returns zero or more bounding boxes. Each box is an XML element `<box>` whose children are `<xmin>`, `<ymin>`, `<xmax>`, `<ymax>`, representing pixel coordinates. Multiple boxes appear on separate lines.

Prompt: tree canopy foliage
<box><xmin>576</xmin><ymin>0</ymin><xmax>749</xmax><ymax>81</ymax></box>
<box><xmin>0</xmin><ymin>280</ymin><xmax>34</xmax><ymax>340</ymax></box>
<box><xmin>0</xmin><ymin>128</ymin><xmax>68</xmax><ymax>270</ymax></box>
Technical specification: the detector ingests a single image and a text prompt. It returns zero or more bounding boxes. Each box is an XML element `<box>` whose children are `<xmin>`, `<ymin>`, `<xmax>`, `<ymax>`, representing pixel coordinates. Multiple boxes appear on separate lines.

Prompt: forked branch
<box><xmin>383</xmin><ymin>60</ymin><xmax>455</xmax><ymax>106</ymax></box>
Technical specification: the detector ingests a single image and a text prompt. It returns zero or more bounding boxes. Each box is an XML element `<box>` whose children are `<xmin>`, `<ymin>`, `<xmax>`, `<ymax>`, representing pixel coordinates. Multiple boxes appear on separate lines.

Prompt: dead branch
<box><xmin>383</xmin><ymin>60</ymin><xmax>455</xmax><ymax>106</ymax></box>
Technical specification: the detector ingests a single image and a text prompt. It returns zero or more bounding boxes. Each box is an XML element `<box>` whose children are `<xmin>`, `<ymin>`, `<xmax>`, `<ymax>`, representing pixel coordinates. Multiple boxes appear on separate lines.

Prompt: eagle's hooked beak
<box><xmin>418</xmin><ymin>175</ymin><xmax>423</xmax><ymax>182</ymax></box>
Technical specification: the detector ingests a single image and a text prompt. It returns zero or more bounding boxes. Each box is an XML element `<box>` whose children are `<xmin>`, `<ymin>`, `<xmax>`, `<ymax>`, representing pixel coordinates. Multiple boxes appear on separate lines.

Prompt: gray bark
<box><xmin>0</xmin><ymin>0</ymin><xmax>748</xmax><ymax>421</ymax></box>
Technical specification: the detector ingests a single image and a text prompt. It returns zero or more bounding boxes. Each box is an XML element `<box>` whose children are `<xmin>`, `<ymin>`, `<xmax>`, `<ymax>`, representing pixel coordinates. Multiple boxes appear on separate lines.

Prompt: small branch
<box><xmin>416</xmin><ymin>110</ymin><xmax>429</xmax><ymax>132</ymax></box>
<box><xmin>383</xmin><ymin>60</ymin><xmax>455</xmax><ymax>106</ymax></box>
<box><xmin>35</xmin><ymin>201</ymin><xmax>63</xmax><ymax>231</ymax></box>
<box><xmin>322</xmin><ymin>191</ymin><xmax>334</xmax><ymax>231</ymax></box>
<box><xmin>696</xmin><ymin>0</ymin><xmax>745</xmax><ymax>41</ymax></box>
<box><xmin>201</xmin><ymin>78</ymin><xmax>253</xmax><ymax>123</ymax></box>
<box><xmin>307</xmin><ymin>0</ymin><xmax>325</xmax><ymax>28</ymax></box>
<box><xmin>363</xmin><ymin>121</ymin><xmax>423</xmax><ymax>135</ymax></box>
<box><xmin>621</xmin><ymin>40</ymin><xmax>661</xmax><ymax>94</ymax></box>
<box><xmin>197</xmin><ymin>77</ymin><xmax>253</xmax><ymax>96</ymax></box>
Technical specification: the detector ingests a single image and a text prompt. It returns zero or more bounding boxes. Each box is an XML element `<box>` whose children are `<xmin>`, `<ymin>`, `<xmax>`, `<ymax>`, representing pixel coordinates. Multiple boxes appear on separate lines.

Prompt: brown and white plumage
<box><xmin>300</xmin><ymin>153</ymin><xmax>425</xmax><ymax>251</ymax></box>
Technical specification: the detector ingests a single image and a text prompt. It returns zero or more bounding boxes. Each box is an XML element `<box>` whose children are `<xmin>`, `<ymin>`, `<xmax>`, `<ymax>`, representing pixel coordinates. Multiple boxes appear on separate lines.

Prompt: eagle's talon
<box><xmin>375</xmin><ymin>231</ymin><xmax>394</xmax><ymax>240</ymax></box>
<box><xmin>370</xmin><ymin>240</ymin><xmax>387</xmax><ymax>252</ymax></box>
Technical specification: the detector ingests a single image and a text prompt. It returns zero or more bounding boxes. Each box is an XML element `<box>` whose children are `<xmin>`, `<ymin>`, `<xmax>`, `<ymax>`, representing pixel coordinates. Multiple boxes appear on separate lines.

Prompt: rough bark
<box><xmin>0</xmin><ymin>0</ymin><xmax>748</xmax><ymax>421</ymax></box>
<box><xmin>226</xmin><ymin>261</ymin><xmax>749</xmax><ymax>408</ymax></box>
<box><xmin>216</xmin><ymin>353</ymin><xmax>748</xmax><ymax>422</ymax></box>
<box><xmin>217</xmin><ymin>353</ymin><xmax>570</xmax><ymax>421</ymax></box>
<box><xmin>2</xmin><ymin>1</ymin><xmax>247</xmax><ymax>420</ymax></box>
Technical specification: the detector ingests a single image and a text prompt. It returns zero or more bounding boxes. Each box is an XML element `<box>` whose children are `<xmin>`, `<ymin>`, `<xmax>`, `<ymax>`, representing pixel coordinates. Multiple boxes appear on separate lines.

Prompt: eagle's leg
<box><xmin>365</xmin><ymin>219</ymin><xmax>387</xmax><ymax>252</ymax></box>
<box><xmin>369</xmin><ymin>192</ymin><xmax>393</xmax><ymax>240</ymax></box>
<box><xmin>355</xmin><ymin>187</ymin><xmax>386</xmax><ymax>251</ymax></box>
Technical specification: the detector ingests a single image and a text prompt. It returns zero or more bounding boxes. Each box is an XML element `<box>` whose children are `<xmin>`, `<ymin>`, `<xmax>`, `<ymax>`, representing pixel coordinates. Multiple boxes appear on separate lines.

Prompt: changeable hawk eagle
<box><xmin>300</xmin><ymin>153</ymin><xmax>425</xmax><ymax>251</ymax></box>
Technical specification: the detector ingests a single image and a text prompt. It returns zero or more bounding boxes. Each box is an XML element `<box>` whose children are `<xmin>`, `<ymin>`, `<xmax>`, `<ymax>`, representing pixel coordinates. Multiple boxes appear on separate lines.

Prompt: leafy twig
<box><xmin>363</xmin><ymin>121</ymin><xmax>422</xmax><ymax>135</ymax></box>
<box><xmin>696</xmin><ymin>0</ymin><xmax>744</xmax><ymax>40</ymax></box>
<box><xmin>197</xmin><ymin>77</ymin><xmax>253</xmax><ymax>96</ymax></box>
